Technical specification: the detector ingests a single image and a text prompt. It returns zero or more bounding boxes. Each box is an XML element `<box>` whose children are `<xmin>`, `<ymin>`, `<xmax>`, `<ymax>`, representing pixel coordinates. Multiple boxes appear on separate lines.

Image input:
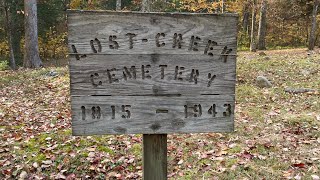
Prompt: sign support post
<box><xmin>143</xmin><ymin>134</ymin><xmax>167</xmax><ymax>180</ymax></box>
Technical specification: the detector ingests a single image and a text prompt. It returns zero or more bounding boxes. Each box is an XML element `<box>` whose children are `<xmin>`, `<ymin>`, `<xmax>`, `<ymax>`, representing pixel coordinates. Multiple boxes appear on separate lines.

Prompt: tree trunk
<box><xmin>24</xmin><ymin>0</ymin><xmax>42</xmax><ymax>68</ymax></box>
<box><xmin>10</xmin><ymin>0</ymin><xmax>23</xmax><ymax>66</ymax></box>
<box><xmin>250</xmin><ymin>0</ymin><xmax>257</xmax><ymax>52</ymax></box>
<box><xmin>3</xmin><ymin>2</ymin><xmax>16</xmax><ymax>70</ymax></box>
<box><xmin>257</xmin><ymin>0</ymin><xmax>267</xmax><ymax>50</ymax></box>
<box><xmin>308</xmin><ymin>0</ymin><xmax>319</xmax><ymax>50</ymax></box>
<box><xmin>221</xmin><ymin>0</ymin><xmax>226</xmax><ymax>13</ymax></box>
<box><xmin>116</xmin><ymin>0</ymin><xmax>121</xmax><ymax>11</ymax></box>
<box><xmin>242</xmin><ymin>2</ymin><xmax>250</xmax><ymax>34</ymax></box>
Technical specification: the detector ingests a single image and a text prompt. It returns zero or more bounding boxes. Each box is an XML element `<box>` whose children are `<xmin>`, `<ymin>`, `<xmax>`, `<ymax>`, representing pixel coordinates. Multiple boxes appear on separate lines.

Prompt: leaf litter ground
<box><xmin>0</xmin><ymin>49</ymin><xmax>319</xmax><ymax>179</ymax></box>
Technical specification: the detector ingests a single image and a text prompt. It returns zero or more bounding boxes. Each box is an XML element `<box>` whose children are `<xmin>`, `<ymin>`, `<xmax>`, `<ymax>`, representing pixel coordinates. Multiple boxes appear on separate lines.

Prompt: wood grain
<box><xmin>67</xmin><ymin>11</ymin><xmax>238</xmax><ymax>55</ymax></box>
<box><xmin>70</xmin><ymin>54</ymin><xmax>236</xmax><ymax>96</ymax></box>
<box><xmin>68</xmin><ymin>11</ymin><xmax>237</xmax><ymax>134</ymax></box>
<box><xmin>71</xmin><ymin>95</ymin><xmax>234</xmax><ymax>135</ymax></box>
<box><xmin>143</xmin><ymin>134</ymin><xmax>167</xmax><ymax>180</ymax></box>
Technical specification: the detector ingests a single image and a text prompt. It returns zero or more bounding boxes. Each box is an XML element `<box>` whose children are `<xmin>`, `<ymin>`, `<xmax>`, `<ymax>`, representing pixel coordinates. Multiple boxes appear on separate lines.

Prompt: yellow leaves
<box><xmin>39</xmin><ymin>27</ymin><xmax>68</xmax><ymax>59</ymax></box>
<box><xmin>70</xmin><ymin>0</ymin><xmax>82</xmax><ymax>9</ymax></box>
<box><xmin>70</xmin><ymin>0</ymin><xmax>102</xmax><ymax>10</ymax></box>
<box><xmin>179</xmin><ymin>0</ymin><xmax>217</xmax><ymax>13</ymax></box>
<box><xmin>0</xmin><ymin>40</ymin><xmax>9</xmax><ymax>57</ymax></box>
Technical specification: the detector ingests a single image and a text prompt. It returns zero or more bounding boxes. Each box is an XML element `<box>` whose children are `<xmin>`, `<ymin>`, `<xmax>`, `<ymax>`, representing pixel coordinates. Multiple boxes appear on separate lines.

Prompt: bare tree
<box><xmin>23</xmin><ymin>0</ymin><xmax>42</xmax><ymax>68</ymax></box>
<box><xmin>242</xmin><ymin>2</ymin><xmax>250</xmax><ymax>34</ymax></box>
<box><xmin>250</xmin><ymin>0</ymin><xmax>257</xmax><ymax>52</ymax></box>
<box><xmin>2</xmin><ymin>1</ymin><xmax>16</xmax><ymax>70</ymax></box>
<box><xmin>116</xmin><ymin>0</ymin><xmax>121</xmax><ymax>11</ymax></box>
<box><xmin>308</xmin><ymin>0</ymin><xmax>319</xmax><ymax>50</ymax></box>
<box><xmin>257</xmin><ymin>0</ymin><xmax>267</xmax><ymax>50</ymax></box>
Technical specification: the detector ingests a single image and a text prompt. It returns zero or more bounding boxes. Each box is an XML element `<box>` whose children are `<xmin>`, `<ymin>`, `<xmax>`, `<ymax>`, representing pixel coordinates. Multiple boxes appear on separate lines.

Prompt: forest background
<box><xmin>0</xmin><ymin>0</ymin><xmax>319</xmax><ymax>69</ymax></box>
<box><xmin>1</xmin><ymin>0</ymin><xmax>319</xmax><ymax>179</ymax></box>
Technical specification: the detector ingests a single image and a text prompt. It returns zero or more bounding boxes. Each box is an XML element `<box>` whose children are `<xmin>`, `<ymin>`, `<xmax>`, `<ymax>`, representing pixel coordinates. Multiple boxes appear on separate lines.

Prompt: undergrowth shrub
<box><xmin>0</xmin><ymin>60</ymin><xmax>9</xmax><ymax>71</ymax></box>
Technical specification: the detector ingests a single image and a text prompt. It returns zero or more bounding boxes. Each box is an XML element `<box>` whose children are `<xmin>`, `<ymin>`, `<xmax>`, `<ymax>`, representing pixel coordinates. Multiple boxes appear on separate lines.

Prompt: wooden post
<box><xmin>143</xmin><ymin>134</ymin><xmax>167</xmax><ymax>180</ymax></box>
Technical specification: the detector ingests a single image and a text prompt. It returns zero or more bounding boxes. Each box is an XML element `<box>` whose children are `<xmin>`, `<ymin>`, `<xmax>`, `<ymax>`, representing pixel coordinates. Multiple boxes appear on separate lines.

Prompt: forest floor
<box><xmin>0</xmin><ymin>49</ymin><xmax>319</xmax><ymax>179</ymax></box>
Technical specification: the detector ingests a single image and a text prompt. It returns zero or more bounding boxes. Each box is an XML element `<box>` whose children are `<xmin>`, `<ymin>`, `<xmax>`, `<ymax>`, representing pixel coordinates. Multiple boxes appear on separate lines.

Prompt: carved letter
<box><xmin>207</xmin><ymin>73</ymin><xmax>216</xmax><ymax>87</ymax></box>
<box><xmin>173</xmin><ymin>33</ymin><xmax>183</xmax><ymax>48</ymax></box>
<box><xmin>123</xmin><ymin>66</ymin><xmax>136</xmax><ymax>80</ymax></box>
<box><xmin>174</xmin><ymin>66</ymin><xmax>184</xmax><ymax>81</ymax></box>
<box><xmin>126</xmin><ymin>33</ymin><xmax>136</xmax><ymax>49</ymax></box>
<box><xmin>71</xmin><ymin>45</ymin><xmax>80</xmax><ymax>60</ymax></box>
<box><xmin>156</xmin><ymin>33</ymin><xmax>165</xmax><ymax>47</ymax></box>
<box><xmin>109</xmin><ymin>35</ymin><xmax>119</xmax><ymax>49</ymax></box>
<box><xmin>107</xmin><ymin>68</ymin><xmax>119</xmax><ymax>83</ymax></box>
<box><xmin>142</xmin><ymin>65</ymin><xmax>151</xmax><ymax>79</ymax></box>
<box><xmin>90</xmin><ymin>38</ymin><xmax>102</xmax><ymax>53</ymax></box>
<box><xmin>159</xmin><ymin>65</ymin><xmax>167</xmax><ymax>79</ymax></box>
<box><xmin>204</xmin><ymin>40</ymin><xmax>218</xmax><ymax>56</ymax></box>
<box><xmin>189</xmin><ymin>36</ymin><xmax>201</xmax><ymax>51</ymax></box>
<box><xmin>189</xmin><ymin>69</ymin><xmax>199</xmax><ymax>84</ymax></box>
<box><xmin>221</xmin><ymin>46</ymin><xmax>233</xmax><ymax>62</ymax></box>
<box><xmin>90</xmin><ymin>73</ymin><xmax>102</xmax><ymax>87</ymax></box>
<box><xmin>71</xmin><ymin>45</ymin><xmax>86</xmax><ymax>60</ymax></box>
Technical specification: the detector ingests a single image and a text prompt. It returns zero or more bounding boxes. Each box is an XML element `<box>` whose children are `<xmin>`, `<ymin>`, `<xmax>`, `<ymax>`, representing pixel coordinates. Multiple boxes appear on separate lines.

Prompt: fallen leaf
<box><xmin>311</xmin><ymin>175</ymin><xmax>320</xmax><ymax>180</ymax></box>
<box><xmin>87</xmin><ymin>147</ymin><xmax>96</xmax><ymax>152</ymax></box>
<box><xmin>66</xmin><ymin>174</ymin><xmax>76</xmax><ymax>180</ymax></box>
<box><xmin>55</xmin><ymin>173</ymin><xmax>66</xmax><ymax>180</ymax></box>
<box><xmin>88</xmin><ymin>152</ymin><xmax>95</xmax><ymax>158</ymax></box>
<box><xmin>19</xmin><ymin>171</ymin><xmax>28</xmax><ymax>179</ymax></box>
<box><xmin>33</xmin><ymin>162</ymin><xmax>39</xmax><ymax>168</ymax></box>
<box><xmin>294</xmin><ymin>174</ymin><xmax>302</xmax><ymax>180</ymax></box>
<box><xmin>240</xmin><ymin>151</ymin><xmax>254</xmax><ymax>159</ymax></box>
<box><xmin>292</xmin><ymin>163</ymin><xmax>305</xmax><ymax>169</ymax></box>
<box><xmin>42</xmin><ymin>160</ymin><xmax>53</xmax><ymax>165</ymax></box>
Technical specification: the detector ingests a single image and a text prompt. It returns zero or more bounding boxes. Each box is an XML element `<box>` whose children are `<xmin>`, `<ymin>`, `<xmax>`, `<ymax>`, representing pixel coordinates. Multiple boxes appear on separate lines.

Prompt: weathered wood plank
<box><xmin>70</xmin><ymin>54</ymin><xmax>236</xmax><ymax>96</ymax></box>
<box><xmin>68</xmin><ymin>11</ymin><xmax>237</xmax><ymax>134</ymax></box>
<box><xmin>67</xmin><ymin>11</ymin><xmax>238</xmax><ymax>55</ymax></box>
<box><xmin>71</xmin><ymin>95</ymin><xmax>234</xmax><ymax>135</ymax></box>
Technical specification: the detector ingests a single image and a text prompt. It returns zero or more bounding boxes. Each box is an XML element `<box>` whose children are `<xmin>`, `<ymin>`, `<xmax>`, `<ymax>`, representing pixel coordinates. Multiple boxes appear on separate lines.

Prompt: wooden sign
<box><xmin>68</xmin><ymin>10</ymin><xmax>237</xmax><ymax>135</ymax></box>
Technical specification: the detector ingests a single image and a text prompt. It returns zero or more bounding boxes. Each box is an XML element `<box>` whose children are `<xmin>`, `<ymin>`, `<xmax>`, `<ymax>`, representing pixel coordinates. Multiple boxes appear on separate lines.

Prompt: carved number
<box><xmin>208</xmin><ymin>104</ymin><xmax>217</xmax><ymax>117</ymax></box>
<box><xmin>80</xmin><ymin>104</ymin><xmax>231</xmax><ymax>120</ymax></box>
<box><xmin>184</xmin><ymin>104</ymin><xmax>232</xmax><ymax>118</ymax></box>
<box><xmin>184</xmin><ymin>104</ymin><xmax>202</xmax><ymax>118</ymax></box>
<box><xmin>223</xmin><ymin>104</ymin><xmax>232</xmax><ymax>117</ymax></box>
<box><xmin>91</xmin><ymin>106</ymin><xmax>101</xmax><ymax>119</ymax></box>
<box><xmin>81</xmin><ymin>105</ymin><xmax>131</xmax><ymax>120</ymax></box>
<box><xmin>121</xmin><ymin>105</ymin><xmax>131</xmax><ymax>119</ymax></box>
